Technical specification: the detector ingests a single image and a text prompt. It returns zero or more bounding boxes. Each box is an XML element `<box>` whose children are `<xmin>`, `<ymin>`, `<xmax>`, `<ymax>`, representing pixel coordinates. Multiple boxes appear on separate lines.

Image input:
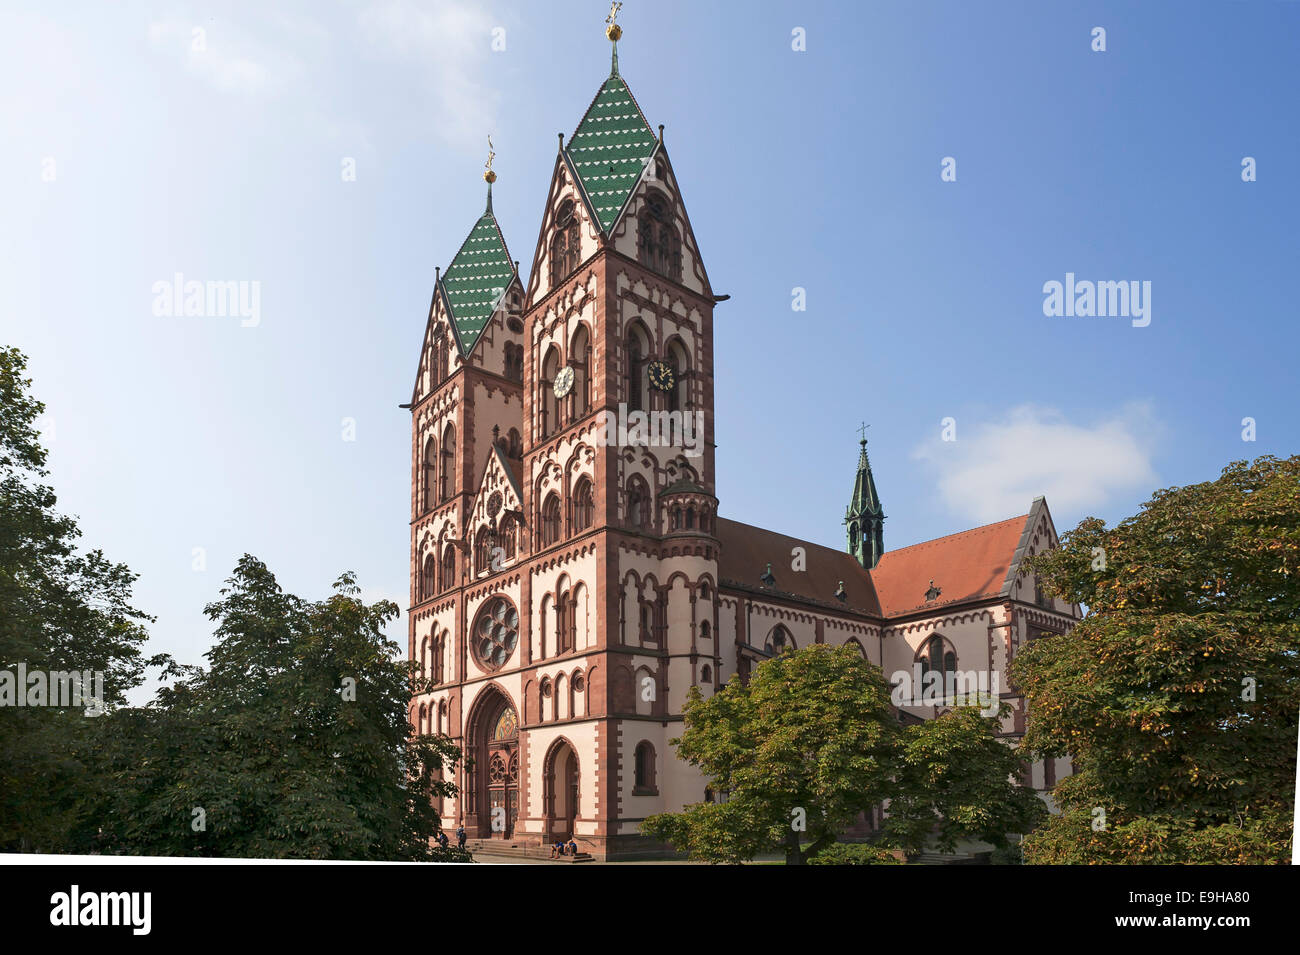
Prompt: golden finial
<box><xmin>605</xmin><ymin>1</ymin><xmax>623</xmax><ymax>42</ymax></box>
<box><xmin>483</xmin><ymin>134</ymin><xmax>497</xmax><ymax>184</ymax></box>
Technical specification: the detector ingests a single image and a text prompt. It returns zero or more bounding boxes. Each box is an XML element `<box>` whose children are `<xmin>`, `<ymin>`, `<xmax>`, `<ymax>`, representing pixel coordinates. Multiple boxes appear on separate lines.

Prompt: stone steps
<box><xmin>465</xmin><ymin>839</ymin><xmax>595</xmax><ymax>863</ymax></box>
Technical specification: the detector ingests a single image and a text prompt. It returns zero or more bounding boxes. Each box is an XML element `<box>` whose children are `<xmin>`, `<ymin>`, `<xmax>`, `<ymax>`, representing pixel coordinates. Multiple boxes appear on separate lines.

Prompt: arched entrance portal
<box><xmin>467</xmin><ymin>689</ymin><xmax>519</xmax><ymax>839</ymax></box>
<box><xmin>544</xmin><ymin>739</ymin><xmax>580</xmax><ymax>842</ymax></box>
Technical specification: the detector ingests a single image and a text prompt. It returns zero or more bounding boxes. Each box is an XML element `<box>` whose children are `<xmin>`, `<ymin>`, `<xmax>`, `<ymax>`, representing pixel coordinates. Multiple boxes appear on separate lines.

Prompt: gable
<box><xmin>565</xmin><ymin>73</ymin><xmax>657</xmax><ymax>233</ymax></box>
<box><xmin>441</xmin><ymin>207</ymin><xmax>517</xmax><ymax>356</ymax></box>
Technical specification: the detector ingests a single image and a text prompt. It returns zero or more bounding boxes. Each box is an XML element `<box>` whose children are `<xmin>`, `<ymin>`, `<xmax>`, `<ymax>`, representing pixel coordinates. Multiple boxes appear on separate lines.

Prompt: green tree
<box><xmin>643</xmin><ymin>644</ymin><xmax>900</xmax><ymax>865</ymax></box>
<box><xmin>1012</xmin><ymin>455</ymin><xmax>1300</xmax><ymax>864</ymax></box>
<box><xmin>883</xmin><ymin>703</ymin><xmax>1047</xmax><ymax>855</ymax></box>
<box><xmin>84</xmin><ymin>556</ymin><xmax>467</xmax><ymax>861</ymax></box>
<box><xmin>0</xmin><ymin>347</ymin><xmax>161</xmax><ymax>852</ymax></box>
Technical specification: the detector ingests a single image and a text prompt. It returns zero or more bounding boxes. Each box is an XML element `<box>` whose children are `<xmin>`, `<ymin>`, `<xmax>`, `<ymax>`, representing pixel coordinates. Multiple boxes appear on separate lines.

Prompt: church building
<box><xmin>405</xmin><ymin>23</ymin><xmax>1080</xmax><ymax>859</ymax></box>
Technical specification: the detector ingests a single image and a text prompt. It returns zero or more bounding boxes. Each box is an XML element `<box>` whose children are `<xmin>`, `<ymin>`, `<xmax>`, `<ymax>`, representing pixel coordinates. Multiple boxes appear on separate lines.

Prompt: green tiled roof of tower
<box><xmin>440</xmin><ymin>186</ymin><xmax>515</xmax><ymax>355</ymax></box>
<box><xmin>565</xmin><ymin>51</ymin><xmax>658</xmax><ymax>233</ymax></box>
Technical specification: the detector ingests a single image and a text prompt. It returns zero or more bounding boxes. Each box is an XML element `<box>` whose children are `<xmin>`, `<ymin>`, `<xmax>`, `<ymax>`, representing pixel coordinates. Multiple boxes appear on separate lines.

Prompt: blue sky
<box><xmin>2</xmin><ymin>1</ymin><xmax>1296</xmax><ymax>689</ymax></box>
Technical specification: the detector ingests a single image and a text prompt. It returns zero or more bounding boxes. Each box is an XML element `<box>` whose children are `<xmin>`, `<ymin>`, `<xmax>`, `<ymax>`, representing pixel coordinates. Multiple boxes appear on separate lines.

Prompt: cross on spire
<box><xmin>857</xmin><ymin>421</ymin><xmax>870</xmax><ymax>444</ymax></box>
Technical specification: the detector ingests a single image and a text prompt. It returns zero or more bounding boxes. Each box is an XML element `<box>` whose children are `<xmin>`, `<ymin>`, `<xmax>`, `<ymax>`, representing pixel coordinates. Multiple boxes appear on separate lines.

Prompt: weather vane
<box><xmin>606</xmin><ymin>1</ymin><xmax>623</xmax><ymax>41</ymax></box>
<box><xmin>483</xmin><ymin>135</ymin><xmax>496</xmax><ymax>184</ymax></box>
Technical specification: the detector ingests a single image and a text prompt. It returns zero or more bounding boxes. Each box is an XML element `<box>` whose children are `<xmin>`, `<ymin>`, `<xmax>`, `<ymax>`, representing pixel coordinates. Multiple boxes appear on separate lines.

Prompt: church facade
<box><xmin>405</xmin><ymin>34</ymin><xmax>1080</xmax><ymax>859</ymax></box>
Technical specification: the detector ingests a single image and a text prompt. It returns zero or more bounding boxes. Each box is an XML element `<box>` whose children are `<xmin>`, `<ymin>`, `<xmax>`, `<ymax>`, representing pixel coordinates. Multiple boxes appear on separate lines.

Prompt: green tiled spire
<box><xmin>439</xmin><ymin>185</ymin><xmax>515</xmax><ymax>355</ymax></box>
<box><xmin>565</xmin><ymin>64</ymin><xmax>657</xmax><ymax>233</ymax></box>
<box><xmin>845</xmin><ymin>437</ymin><xmax>886</xmax><ymax>569</ymax></box>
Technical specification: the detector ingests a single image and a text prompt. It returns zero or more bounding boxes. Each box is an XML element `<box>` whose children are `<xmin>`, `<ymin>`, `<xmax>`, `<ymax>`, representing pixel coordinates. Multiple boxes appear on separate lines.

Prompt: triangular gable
<box><xmin>468</xmin><ymin>444</ymin><xmax>525</xmax><ymax>534</ymax></box>
<box><xmin>564</xmin><ymin>73</ymin><xmax>657</xmax><ymax>233</ymax></box>
<box><xmin>440</xmin><ymin>204</ymin><xmax>517</xmax><ymax>356</ymax></box>
<box><xmin>616</xmin><ymin>145</ymin><xmax>715</xmax><ymax>297</ymax></box>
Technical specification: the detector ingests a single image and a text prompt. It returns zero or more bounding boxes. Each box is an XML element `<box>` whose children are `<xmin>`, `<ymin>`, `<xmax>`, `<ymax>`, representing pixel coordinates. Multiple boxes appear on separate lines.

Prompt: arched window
<box><xmin>626</xmin><ymin>475</ymin><xmax>651</xmax><ymax>530</ymax></box>
<box><xmin>540</xmin><ymin>346</ymin><xmax>560</xmax><ymax>438</ymax></box>
<box><xmin>541</xmin><ymin>494</ymin><xmax>561</xmax><ymax>547</ymax></box>
<box><xmin>507</xmin><ymin>428</ymin><xmax>522</xmax><ymax>458</ymax></box>
<box><xmin>432</xmin><ymin>633</ymin><xmax>446</xmax><ymax>684</ymax></box>
<box><xmin>919</xmin><ymin>634</ymin><xmax>957</xmax><ymax>687</ymax></box>
<box><xmin>624</xmin><ymin>323</ymin><xmax>649</xmax><ymax>413</ymax></box>
<box><xmin>700</xmin><ymin>664</ymin><xmax>712</xmax><ymax>684</ymax></box>
<box><xmin>570</xmin><ymin>324</ymin><xmax>591</xmax><ymax>418</ymax></box>
<box><xmin>550</xmin><ymin>199</ymin><xmax>580</xmax><ymax>287</ymax></box>
<box><xmin>422</xmin><ymin>437</ymin><xmax>437</xmax><ymax>512</ymax></box>
<box><xmin>556</xmin><ymin>590</ymin><xmax>573</xmax><ymax>655</ymax></box>
<box><xmin>633</xmin><ymin>741</ymin><xmax>657</xmax><ymax>793</ymax></box>
<box><xmin>699</xmin><ymin>581</ymin><xmax>710</xmax><ymax>600</ymax></box>
<box><xmin>432</xmin><ymin>332</ymin><xmax>448</xmax><ymax>385</ymax></box>
<box><xmin>637</xmin><ymin>192</ymin><xmax>681</xmax><ymax>281</ymax></box>
<box><xmin>764</xmin><ymin>625</ymin><xmax>793</xmax><ymax>656</ymax></box>
<box><xmin>440</xmin><ymin>545</ymin><xmax>456</xmax><ymax>593</ymax></box>
<box><xmin>475</xmin><ymin>527</ymin><xmax>494</xmax><ymax>576</ymax></box>
<box><xmin>504</xmin><ymin>343</ymin><xmax>523</xmax><ymax>383</ymax></box>
<box><xmin>700</xmin><ymin>620</ymin><xmax>711</xmax><ymax>641</ymax></box>
<box><xmin>665</xmin><ymin>339</ymin><xmax>689</xmax><ymax>413</ymax></box>
<box><xmin>498</xmin><ymin>514</ymin><xmax>517</xmax><ymax>561</ymax></box>
<box><xmin>572</xmin><ymin>478</ymin><xmax>594</xmax><ymax>533</ymax></box>
<box><xmin>440</xmin><ymin>423</ymin><xmax>456</xmax><ymax>501</ymax></box>
<box><xmin>421</xmin><ymin>554</ymin><xmax>437</xmax><ymax>601</ymax></box>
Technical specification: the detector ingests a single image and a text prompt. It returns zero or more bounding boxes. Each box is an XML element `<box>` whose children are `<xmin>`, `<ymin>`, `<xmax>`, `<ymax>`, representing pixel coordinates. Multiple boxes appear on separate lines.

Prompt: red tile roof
<box><xmin>870</xmin><ymin>515</ymin><xmax>1028</xmax><ymax>617</ymax></box>
<box><xmin>715</xmin><ymin>517</ymin><xmax>882</xmax><ymax>615</ymax></box>
<box><xmin>716</xmin><ymin>513</ymin><xmax>1029</xmax><ymax>621</ymax></box>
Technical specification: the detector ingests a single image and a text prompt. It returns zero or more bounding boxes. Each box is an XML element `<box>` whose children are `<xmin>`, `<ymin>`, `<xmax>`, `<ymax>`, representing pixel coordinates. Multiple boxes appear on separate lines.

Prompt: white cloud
<box><xmin>147</xmin><ymin>17</ymin><xmax>298</xmax><ymax>96</ymax></box>
<box><xmin>355</xmin><ymin>0</ymin><xmax>501</xmax><ymax>147</ymax></box>
<box><xmin>913</xmin><ymin>403</ymin><xmax>1160</xmax><ymax>524</ymax></box>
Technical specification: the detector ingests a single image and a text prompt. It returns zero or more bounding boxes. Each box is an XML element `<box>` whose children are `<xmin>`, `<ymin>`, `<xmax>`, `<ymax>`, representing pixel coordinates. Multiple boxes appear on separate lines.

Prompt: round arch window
<box><xmin>473</xmin><ymin>596</ymin><xmax>520</xmax><ymax>671</ymax></box>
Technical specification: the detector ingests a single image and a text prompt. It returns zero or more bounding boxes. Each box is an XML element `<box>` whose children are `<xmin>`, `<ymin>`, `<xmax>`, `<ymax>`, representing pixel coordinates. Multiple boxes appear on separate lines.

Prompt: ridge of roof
<box><xmin>876</xmin><ymin>514</ymin><xmax>1029</xmax><ymax>558</ymax></box>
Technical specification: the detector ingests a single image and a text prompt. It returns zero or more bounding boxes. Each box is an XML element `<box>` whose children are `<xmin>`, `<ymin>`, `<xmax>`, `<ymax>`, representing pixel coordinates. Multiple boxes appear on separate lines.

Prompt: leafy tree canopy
<box><xmin>1013</xmin><ymin>455</ymin><xmax>1299</xmax><ymax>864</ymax></box>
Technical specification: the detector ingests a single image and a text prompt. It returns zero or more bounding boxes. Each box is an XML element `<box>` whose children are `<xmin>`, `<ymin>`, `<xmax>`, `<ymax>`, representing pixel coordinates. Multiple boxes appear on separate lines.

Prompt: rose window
<box><xmin>473</xmin><ymin>597</ymin><xmax>520</xmax><ymax>671</ymax></box>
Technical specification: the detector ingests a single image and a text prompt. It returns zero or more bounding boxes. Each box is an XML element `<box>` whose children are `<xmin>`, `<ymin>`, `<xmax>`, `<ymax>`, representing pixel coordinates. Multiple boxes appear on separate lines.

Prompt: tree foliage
<box><xmin>1013</xmin><ymin>455</ymin><xmax>1299</xmax><ymax>864</ymax></box>
<box><xmin>82</xmin><ymin>557</ymin><xmax>467</xmax><ymax>861</ymax></box>
<box><xmin>0</xmin><ymin>347</ymin><xmax>161</xmax><ymax>851</ymax></box>
<box><xmin>643</xmin><ymin>644</ymin><xmax>1044</xmax><ymax>864</ymax></box>
<box><xmin>883</xmin><ymin>704</ymin><xmax>1047</xmax><ymax>854</ymax></box>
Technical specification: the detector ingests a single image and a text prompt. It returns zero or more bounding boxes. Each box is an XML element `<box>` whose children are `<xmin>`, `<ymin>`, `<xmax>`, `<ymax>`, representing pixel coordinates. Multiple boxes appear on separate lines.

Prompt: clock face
<box><xmin>648</xmin><ymin>360</ymin><xmax>675</xmax><ymax>392</ymax></box>
<box><xmin>553</xmin><ymin>365</ymin><xmax>575</xmax><ymax>399</ymax></box>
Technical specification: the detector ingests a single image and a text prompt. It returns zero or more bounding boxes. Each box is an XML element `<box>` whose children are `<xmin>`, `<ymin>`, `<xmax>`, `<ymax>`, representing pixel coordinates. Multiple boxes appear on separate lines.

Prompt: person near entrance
<box><xmin>456</xmin><ymin>825</ymin><xmax>467</xmax><ymax>850</ymax></box>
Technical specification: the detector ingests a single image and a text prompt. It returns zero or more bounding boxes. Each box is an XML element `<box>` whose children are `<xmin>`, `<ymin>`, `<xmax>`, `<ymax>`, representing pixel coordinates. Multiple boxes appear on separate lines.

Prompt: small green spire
<box><xmin>845</xmin><ymin>430</ymin><xmax>885</xmax><ymax>569</ymax></box>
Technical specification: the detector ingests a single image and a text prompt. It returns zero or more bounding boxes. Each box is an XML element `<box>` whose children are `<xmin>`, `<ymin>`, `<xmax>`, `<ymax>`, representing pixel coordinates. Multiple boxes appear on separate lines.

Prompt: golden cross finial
<box><xmin>605</xmin><ymin>1</ymin><xmax>623</xmax><ymax>41</ymax></box>
<box><xmin>483</xmin><ymin>134</ymin><xmax>497</xmax><ymax>184</ymax></box>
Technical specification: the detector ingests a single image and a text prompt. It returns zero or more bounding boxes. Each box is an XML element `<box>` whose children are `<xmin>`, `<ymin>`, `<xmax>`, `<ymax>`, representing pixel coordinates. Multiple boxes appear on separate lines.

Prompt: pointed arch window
<box><xmin>498</xmin><ymin>514</ymin><xmax>517</xmax><ymax>561</ymax></box>
<box><xmin>570</xmin><ymin>324</ymin><xmax>591</xmax><ymax>418</ymax></box>
<box><xmin>572</xmin><ymin>478</ymin><xmax>594</xmax><ymax>533</ymax></box>
<box><xmin>540</xmin><ymin>346</ymin><xmax>560</xmax><ymax>438</ymax></box>
<box><xmin>550</xmin><ymin>199</ymin><xmax>580</xmax><ymax>287</ymax></box>
<box><xmin>475</xmin><ymin>527</ymin><xmax>494</xmax><ymax>577</ymax></box>
<box><xmin>764</xmin><ymin>625</ymin><xmax>793</xmax><ymax>656</ymax></box>
<box><xmin>440</xmin><ymin>545</ymin><xmax>456</xmax><ymax>593</ymax></box>
<box><xmin>626</xmin><ymin>475</ymin><xmax>651</xmax><ymax>530</ymax></box>
<box><xmin>637</xmin><ymin>192</ymin><xmax>681</xmax><ymax>281</ymax></box>
<box><xmin>665</xmin><ymin>339</ymin><xmax>690</xmax><ymax>413</ymax></box>
<box><xmin>625</xmin><ymin>323</ymin><xmax>649</xmax><ymax>413</ymax></box>
<box><xmin>918</xmin><ymin>634</ymin><xmax>958</xmax><ymax>698</ymax></box>
<box><xmin>440</xmin><ymin>423</ymin><xmax>456</xmax><ymax>501</ymax></box>
<box><xmin>421</xmin><ymin>554</ymin><xmax>437</xmax><ymax>601</ymax></box>
<box><xmin>541</xmin><ymin>494</ymin><xmax>561</xmax><ymax>548</ymax></box>
<box><xmin>421</xmin><ymin>437</ymin><xmax>437</xmax><ymax>513</ymax></box>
